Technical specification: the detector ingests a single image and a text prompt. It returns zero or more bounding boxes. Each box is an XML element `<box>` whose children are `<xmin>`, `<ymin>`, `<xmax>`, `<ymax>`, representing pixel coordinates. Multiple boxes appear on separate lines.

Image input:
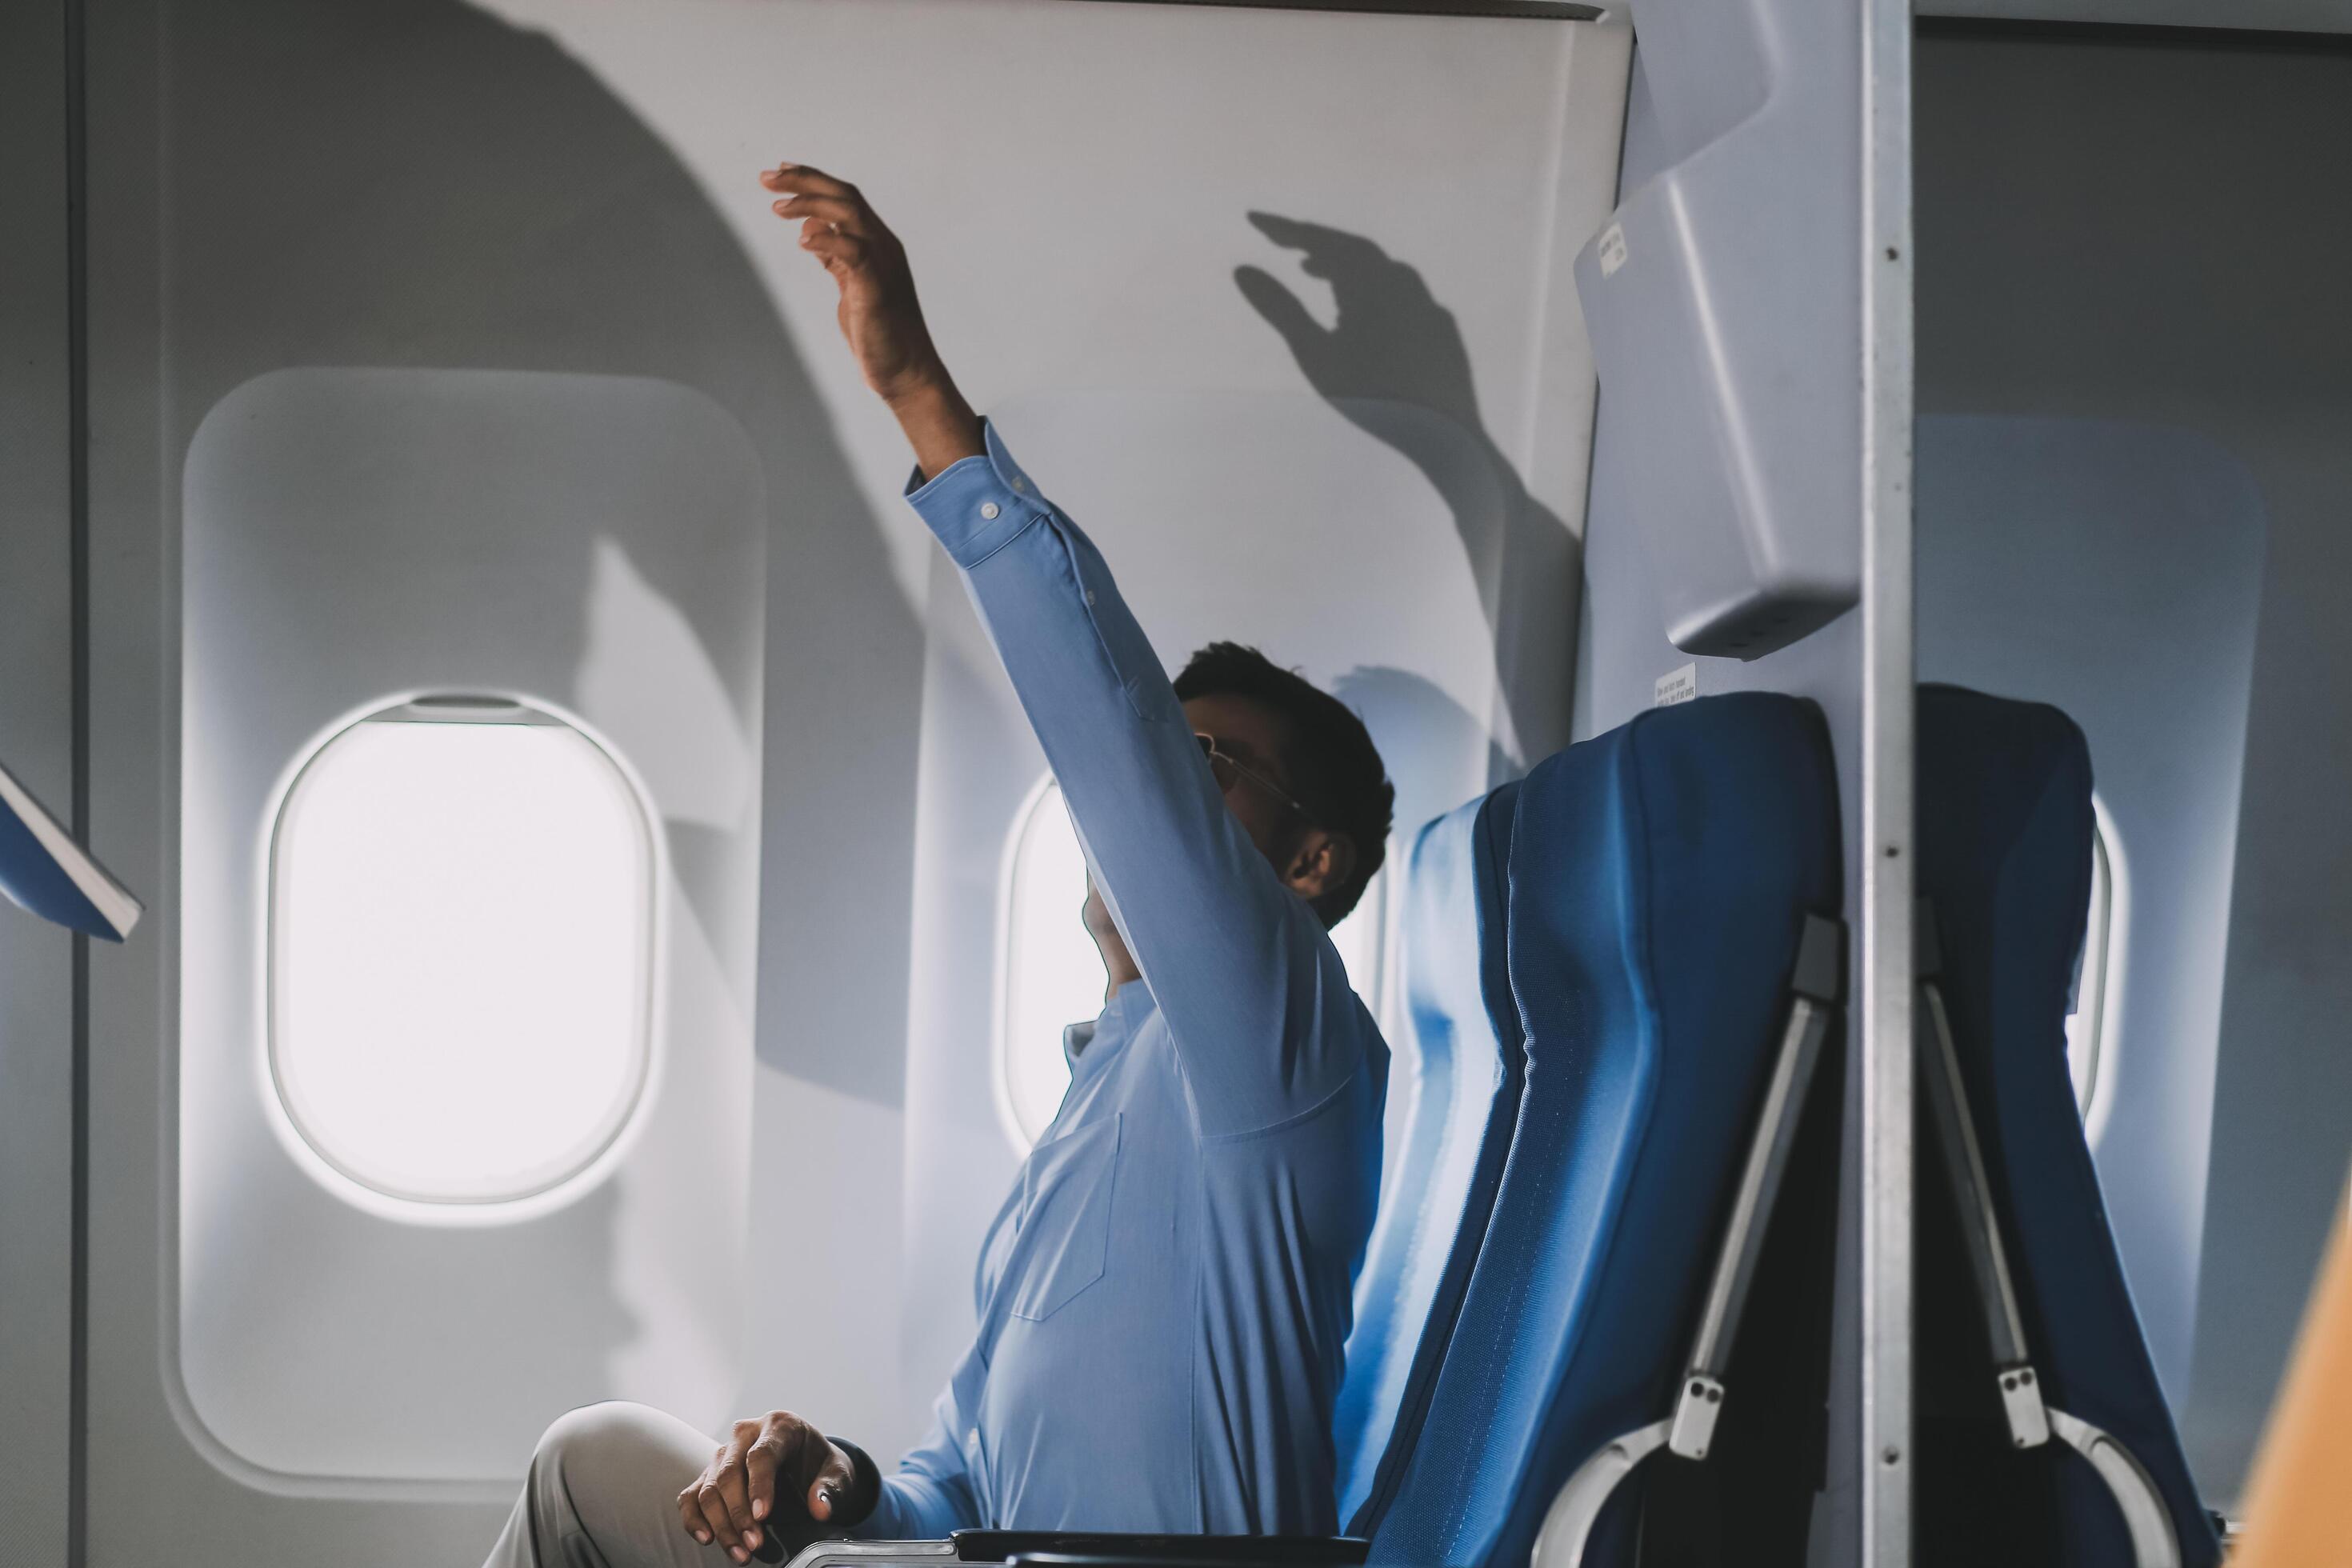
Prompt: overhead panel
<box><xmin>1571</xmin><ymin>0</ymin><xmax>1864</xmax><ymax>659</ymax></box>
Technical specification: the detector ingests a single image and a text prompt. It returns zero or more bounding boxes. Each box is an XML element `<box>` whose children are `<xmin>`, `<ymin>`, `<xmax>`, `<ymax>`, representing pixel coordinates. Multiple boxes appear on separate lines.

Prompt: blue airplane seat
<box><xmin>1367</xmin><ymin>691</ymin><xmax>1841</xmax><ymax>1568</ymax></box>
<box><xmin>1332</xmin><ymin>781</ymin><xmax>1526</xmax><ymax>1536</ymax></box>
<box><xmin>1914</xmin><ymin>684</ymin><xmax>2219</xmax><ymax>1568</ymax></box>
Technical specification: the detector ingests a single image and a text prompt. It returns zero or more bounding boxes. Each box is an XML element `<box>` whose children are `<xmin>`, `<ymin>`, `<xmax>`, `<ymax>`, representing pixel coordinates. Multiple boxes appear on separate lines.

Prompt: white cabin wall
<box><xmin>73</xmin><ymin>2</ymin><xmax>1630</xmax><ymax>1564</ymax></box>
<box><xmin>1914</xmin><ymin>30</ymin><xmax>2352</xmax><ymax>1508</ymax></box>
<box><xmin>175</xmin><ymin>370</ymin><xmax>769</xmax><ymax>1482</ymax></box>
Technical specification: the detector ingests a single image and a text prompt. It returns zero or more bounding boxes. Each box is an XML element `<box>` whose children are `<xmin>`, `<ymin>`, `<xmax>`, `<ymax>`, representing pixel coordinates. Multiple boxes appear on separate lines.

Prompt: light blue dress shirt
<box><xmin>858</xmin><ymin>424</ymin><xmax>1389</xmax><ymax>1539</ymax></box>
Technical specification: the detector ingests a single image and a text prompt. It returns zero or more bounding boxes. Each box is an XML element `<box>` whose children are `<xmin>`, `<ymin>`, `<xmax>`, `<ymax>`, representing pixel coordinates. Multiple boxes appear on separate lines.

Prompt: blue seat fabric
<box><xmin>1334</xmin><ymin>782</ymin><xmax>1526</xmax><ymax>1536</ymax></box>
<box><xmin>1914</xmin><ymin>684</ymin><xmax>2218</xmax><ymax>1568</ymax></box>
<box><xmin>1368</xmin><ymin>692</ymin><xmax>1841</xmax><ymax>1568</ymax></box>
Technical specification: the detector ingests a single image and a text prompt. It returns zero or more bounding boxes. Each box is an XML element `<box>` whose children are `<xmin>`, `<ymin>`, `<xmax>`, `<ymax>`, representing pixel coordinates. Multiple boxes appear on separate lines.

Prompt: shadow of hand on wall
<box><xmin>1237</xmin><ymin>216</ymin><xmax>1486</xmax><ymax>434</ymax></box>
<box><xmin>1237</xmin><ymin>214</ymin><xmax>1578</xmax><ymax>772</ymax></box>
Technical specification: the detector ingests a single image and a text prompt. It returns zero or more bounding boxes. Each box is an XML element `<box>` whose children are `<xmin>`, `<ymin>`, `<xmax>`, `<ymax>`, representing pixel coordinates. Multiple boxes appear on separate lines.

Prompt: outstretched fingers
<box><xmin>759</xmin><ymin>163</ymin><xmax>859</xmax><ymax>201</ymax></box>
<box><xmin>800</xmin><ymin>222</ymin><xmax>870</xmax><ymax>268</ymax></box>
<box><xmin>1234</xmin><ymin>265</ymin><xmax>1332</xmax><ymax>362</ymax></box>
<box><xmin>1246</xmin><ymin>210</ymin><xmax>1386</xmax><ymax>278</ymax></box>
<box><xmin>772</xmin><ymin>192</ymin><xmax>870</xmax><ymax>234</ymax></box>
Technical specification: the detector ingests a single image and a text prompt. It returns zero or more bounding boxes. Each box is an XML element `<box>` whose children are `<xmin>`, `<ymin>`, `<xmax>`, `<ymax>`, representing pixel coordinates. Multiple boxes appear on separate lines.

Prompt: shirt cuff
<box><xmin>825</xmin><ymin>1435</ymin><xmax>883</xmax><ymax>1530</ymax></box>
<box><xmin>903</xmin><ymin>420</ymin><xmax>1050</xmax><ymax>570</ymax></box>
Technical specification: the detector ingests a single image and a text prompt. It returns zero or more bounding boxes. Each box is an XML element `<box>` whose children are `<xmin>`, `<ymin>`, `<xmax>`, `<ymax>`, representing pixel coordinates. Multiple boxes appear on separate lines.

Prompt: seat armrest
<box><xmin>1007</xmin><ymin>1555</ymin><xmax>1329</xmax><ymax>1568</ymax></box>
<box><xmin>952</xmin><ymin>1534</ymin><xmax>1366</xmax><ymax>1566</ymax></box>
<box><xmin>779</xmin><ymin>1542</ymin><xmax>959</xmax><ymax>1568</ymax></box>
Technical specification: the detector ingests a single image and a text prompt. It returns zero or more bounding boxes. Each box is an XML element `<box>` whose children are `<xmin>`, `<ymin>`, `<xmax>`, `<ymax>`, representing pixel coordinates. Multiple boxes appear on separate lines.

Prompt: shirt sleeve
<box><xmin>904</xmin><ymin>423</ymin><xmax>1364</xmax><ymax>1136</ymax></box>
<box><xmin>854</xmin><ymin>1397</ymin><xmax>983</xmax><ymax>1539</ymax></box>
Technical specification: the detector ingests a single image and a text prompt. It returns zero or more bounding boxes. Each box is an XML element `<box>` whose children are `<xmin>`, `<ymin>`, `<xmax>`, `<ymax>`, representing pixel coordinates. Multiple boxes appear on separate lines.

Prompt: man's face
<box><xmin>1080</xmin><ymin>692</ymin><xmax>1339</xmax><ymax>979</ymax></box>
<box><xmin>1181</xmin><ymin>693</ymin><xmax>1306</xmax><ymax>858</ymax></box>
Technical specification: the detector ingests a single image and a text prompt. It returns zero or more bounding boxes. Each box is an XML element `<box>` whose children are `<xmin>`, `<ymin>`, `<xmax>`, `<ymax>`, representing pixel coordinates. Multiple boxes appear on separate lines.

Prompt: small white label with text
<box><xmin>1598</xmin><ymin>222</ymin><xmax>1628</xmax><ymax>278</ymax></box>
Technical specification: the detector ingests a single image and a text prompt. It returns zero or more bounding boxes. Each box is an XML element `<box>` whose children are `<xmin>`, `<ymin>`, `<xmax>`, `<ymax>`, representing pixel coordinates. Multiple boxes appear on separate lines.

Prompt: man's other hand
<box><xmin>762</xmin><ymin>162</ymin><xmax>983</xmax><ymax>480</ymax></box>
<box><xmin>678</xmin><ymin>1409</ymin><xmax>857</xmax><ymax>1563</ymax></box>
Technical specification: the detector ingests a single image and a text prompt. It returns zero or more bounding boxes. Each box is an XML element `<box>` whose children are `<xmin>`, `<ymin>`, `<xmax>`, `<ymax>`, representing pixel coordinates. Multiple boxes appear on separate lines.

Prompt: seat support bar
<box><xmin>2047</xmin><ymin>1410</ymin><xmax>2184</xmax><ymax>1568</ymax></box>
<box><xmin>1530</xmin><ymin>1420</ymin><xmax>1672</xmax><ymax>1568</ymax></box>
<box><xmin>1915</xmin><ymin>968</ymin><xmax>2049</xmax><ymax>1450</ymax></box>
<box><xmin>1532</xmin><ymin>915</ymin><xmax>1846</xmax><ymax>1566</ymax></box>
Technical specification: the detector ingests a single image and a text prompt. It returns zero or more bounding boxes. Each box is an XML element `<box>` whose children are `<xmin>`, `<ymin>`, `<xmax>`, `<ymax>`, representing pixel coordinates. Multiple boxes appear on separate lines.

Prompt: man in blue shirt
<box><xmin>483</xmin><ymin>166</ymin><xmax>1393</xmax><ymax>1568</ymax></box>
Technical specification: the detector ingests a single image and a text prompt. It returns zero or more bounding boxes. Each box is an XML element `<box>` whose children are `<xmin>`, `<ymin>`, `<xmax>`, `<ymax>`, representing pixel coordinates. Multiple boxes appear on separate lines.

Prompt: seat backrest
<box><xmin>1914</xmin><ymin>683</ymin><xmax>2219</xmax><ymax>1568</ymax></box>
<box><xmin>1333</xmin><ymin>782</ymin><xmax>1525</xmax><ymax>1535</ymax></box>
<box><xmin>1369</xmin><ymin>692</ymin><xmax>1842</xmax><ymax>1568</ymax></box>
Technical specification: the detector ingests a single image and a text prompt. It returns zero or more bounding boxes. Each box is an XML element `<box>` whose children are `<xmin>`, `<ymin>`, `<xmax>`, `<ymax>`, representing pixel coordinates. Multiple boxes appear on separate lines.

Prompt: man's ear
<box><xmin>1282</xmin><ymin>828</ymin><xmax>1358</xmax><ymax>907</ymax></box>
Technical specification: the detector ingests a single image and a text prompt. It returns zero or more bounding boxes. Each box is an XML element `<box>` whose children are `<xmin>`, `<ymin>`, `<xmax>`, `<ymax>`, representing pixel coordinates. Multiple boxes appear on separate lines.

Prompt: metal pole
<box><xmin>1858</xmin><ymin>0</ymin><xmax>1916</xmax><ymax>1562</ymax></box>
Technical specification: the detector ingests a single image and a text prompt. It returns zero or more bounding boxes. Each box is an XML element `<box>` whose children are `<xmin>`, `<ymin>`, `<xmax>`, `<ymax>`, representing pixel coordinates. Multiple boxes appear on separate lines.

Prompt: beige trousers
<box><xmin>484</xmin><ymin>1402</ymin><xmax>740</xmax><ymax>1568</ymax></box>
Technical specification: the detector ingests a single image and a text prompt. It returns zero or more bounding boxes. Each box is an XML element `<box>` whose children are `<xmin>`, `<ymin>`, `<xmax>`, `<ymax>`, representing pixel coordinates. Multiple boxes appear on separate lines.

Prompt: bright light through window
<box><xmin>270</xmin><ymin>701</ymin><xmax>654</xmax><ymax>1205</ymax></box>
<box><xmin>2064</xmin><ymin>802</ymin><xmax>2118</xmax><ymax>1118</ymax></box>
<box><xmin>996</xmin><ymin>779</ymin><xmax>1383</xmax><ymax>1150</ymax></box>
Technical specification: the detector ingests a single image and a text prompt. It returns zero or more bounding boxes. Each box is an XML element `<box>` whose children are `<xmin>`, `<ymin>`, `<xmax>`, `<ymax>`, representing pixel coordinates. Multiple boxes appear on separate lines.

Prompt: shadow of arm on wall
<box><xmin>171</xmin><ymin>0</ymin><xmax>926</xmax><ymax>1107</ymax></box>
<box><xmin>1236</xmin><ymin>214</ymin><xmax>1577</xmax><ymax>771</ymax></box>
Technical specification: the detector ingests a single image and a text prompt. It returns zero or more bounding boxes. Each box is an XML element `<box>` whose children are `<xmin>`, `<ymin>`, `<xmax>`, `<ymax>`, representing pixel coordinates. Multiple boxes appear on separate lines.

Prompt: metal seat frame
<box><xmin>1531</xmin><ymin>912</ymin><xmax>1844</xmax><ymax>1568</ymax></box>
<box><xmin>1531</xmin><ymin>902</ymin><xmax>2181</xmax><ymax>1568</ymax></box>
<box><xmin>1907</xmin><ymin>903</ymin><xmax>2179</xmax><ymax>1568</ymax></box>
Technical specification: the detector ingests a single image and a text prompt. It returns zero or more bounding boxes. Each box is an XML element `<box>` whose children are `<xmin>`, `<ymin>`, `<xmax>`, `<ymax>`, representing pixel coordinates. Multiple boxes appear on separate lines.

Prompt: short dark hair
<box><xmin>1174</xmin><ymin>642</ymin><xmax>1394</xmax><ymax>926</ymax></box>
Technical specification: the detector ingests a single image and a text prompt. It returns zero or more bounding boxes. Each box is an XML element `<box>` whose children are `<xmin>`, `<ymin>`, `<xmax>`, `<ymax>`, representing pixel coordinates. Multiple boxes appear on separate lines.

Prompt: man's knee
<box><xmin>535</xmin><ymin>1402</ymin><xmax>694</xmax><ymax>1490</ymax></box>
<box><xmin>514</xmin><ymin>1402</ymin><xmax>715</xmax><ymax>1562</ymax></box>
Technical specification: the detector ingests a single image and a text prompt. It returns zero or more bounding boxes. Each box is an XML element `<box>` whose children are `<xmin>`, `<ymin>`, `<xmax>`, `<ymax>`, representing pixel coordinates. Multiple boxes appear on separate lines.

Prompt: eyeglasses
<box><xmin>1194</xmin><ymin>732</ymin><xmax>1308</xmax><ymax>818</ymax></box>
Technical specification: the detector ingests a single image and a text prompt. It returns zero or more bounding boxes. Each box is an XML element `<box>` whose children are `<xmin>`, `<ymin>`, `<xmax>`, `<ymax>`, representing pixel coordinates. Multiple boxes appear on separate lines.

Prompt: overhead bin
<box><xmin>1573</xmin><ymin>0</ymin><xmax>1865</xmax><ymax>659</ymax></box>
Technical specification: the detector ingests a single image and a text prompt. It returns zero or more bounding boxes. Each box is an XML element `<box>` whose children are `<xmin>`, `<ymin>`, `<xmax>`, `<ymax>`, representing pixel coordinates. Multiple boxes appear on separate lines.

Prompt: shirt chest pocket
<box><xmin>1008</xmin><ymin>1113</ymin><xmax>1122</xmax><ymax>1322</ymax></box>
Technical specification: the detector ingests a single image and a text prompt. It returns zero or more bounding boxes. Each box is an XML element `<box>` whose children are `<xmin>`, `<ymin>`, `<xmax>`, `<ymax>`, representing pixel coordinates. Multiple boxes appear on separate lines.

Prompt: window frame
<box><xmin>990</xmin><ymin>773</ymin><xmax>1392</xmax><ymax>1153</ymax></box>
<box><xmin>2072</xmin><ymin>794</ymin><xmax>2129</xmax><ymax>1144</ymax></box>
<box><xmin>993</xmin><ymin>775</ymin><xmax>1100</xmax><ymax>1152</ymax></box>
<box><xmin>262</xmin><ymin>694</ymin><xmax>661</xmax><ymax>1212</ymax></box>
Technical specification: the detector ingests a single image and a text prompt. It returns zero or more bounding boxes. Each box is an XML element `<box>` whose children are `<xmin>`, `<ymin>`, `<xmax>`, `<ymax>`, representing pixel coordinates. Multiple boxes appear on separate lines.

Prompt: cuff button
<box><xmin>980</xmin><ymin>501</ymin><xmax>1001</xmax><ymax>521</ymax></box>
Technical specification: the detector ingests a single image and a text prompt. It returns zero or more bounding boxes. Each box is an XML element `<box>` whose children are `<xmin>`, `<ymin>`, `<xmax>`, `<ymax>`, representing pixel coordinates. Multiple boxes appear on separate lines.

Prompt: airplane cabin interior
<box><xmin>2</xmin><ymin>2</ymin><xmax>2348</xmax><ymax>1566</ymax></box>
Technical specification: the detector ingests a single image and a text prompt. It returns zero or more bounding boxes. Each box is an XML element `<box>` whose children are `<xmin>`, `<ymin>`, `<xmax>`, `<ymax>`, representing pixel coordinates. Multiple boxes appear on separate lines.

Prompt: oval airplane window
<box><xmin>269</xmin><ymin>698</ymin><xmax>655</xmax><ymax>1205</ymax></box>
<box><xmin>2066</xmin><ymin>798</ymin><xmax>2121</xmax><ymax>1121</ymax></box>
<box><xmin>996</xmin><ymin>778</ymin><xmax>1385</xmax><ymax>1150</ymax></box>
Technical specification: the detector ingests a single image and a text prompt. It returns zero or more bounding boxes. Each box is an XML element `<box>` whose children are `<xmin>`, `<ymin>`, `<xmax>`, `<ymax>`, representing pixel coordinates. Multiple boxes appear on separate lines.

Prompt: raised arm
<box><xmin>766</xmin><ymin>164</ymin><xmax>1367</xmax><ymax>1133</ymax></box>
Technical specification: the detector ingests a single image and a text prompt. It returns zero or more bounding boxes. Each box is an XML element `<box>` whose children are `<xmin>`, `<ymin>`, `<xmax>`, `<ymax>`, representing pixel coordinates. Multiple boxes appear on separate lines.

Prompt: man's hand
<box><xmin>762</xmin><ymin>163</ymin><xmax>984</xmax><ymax>480</ymax></box>
<box><xmin>677</xmin><ymin>1410</ymin><xmax>857</xmax><ymax>1563</ymax></box>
